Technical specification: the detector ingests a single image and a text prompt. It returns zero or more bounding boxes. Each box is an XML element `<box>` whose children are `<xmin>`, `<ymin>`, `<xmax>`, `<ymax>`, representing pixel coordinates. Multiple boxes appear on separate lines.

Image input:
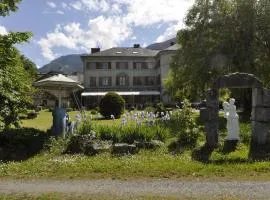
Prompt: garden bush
<box><xmin>167</xmin><ymin>99</ymin><xmax>199</xmax><ymax>148</ymax></box>
<box><xmin>0</xmin><ymin>128</ymin><xmax>48</xmax><ymax>161</ymax></box>
<box><xmin>99</xmin><ymin>92</ymin><xmax>125</xmax><ymax>119</ymax></box>
<box><xmin>77</xmin><ymin>118</ymin><xmax>93</xmax><ymax>135</ymax></box>
<box><xmin>144</xmin><ymin>106</ymin><xmax>155</xmax><ymax>113</ymax></box>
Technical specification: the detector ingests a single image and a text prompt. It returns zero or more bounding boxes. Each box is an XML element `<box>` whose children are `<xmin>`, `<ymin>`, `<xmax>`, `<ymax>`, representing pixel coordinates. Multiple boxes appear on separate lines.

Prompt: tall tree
<box><xmin>20</xmin><ymin>55</ymin><xmax>38</xmax><ymax>81</ymax></box>
<box><xmin>0</xmin><ymin>0</ymin><xmax>33</xmax><ymax>130</ymax></box>
<box><xmin>166</xmin><ymin>0</ymin><xmax>270</xmax><ymax>104</ymax></box>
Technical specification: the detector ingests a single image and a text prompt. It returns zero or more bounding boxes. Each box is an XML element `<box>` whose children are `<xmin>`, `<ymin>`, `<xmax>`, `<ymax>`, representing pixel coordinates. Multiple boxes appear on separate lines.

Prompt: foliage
<box><xmin>144</xmin><ymin>106</ymin><xmax>155</xmax><ymax>113</ymax></box>
<box><xmin>0</xmin><ymin>1</ymin><xmax>34</xmax><ymax>131</ymax></box>
<box><xmin>239</xmin><ymin>123</ymin><xmax>252</xmax><ymax>145</ymax></box>
<box><xmin>20</xmin><ymin>55</ymin><xmax>38</xmax><ymax>81</ymax></box>
<box><xmin>93</xmin><ymin>123</ymin><xmax>169</xmax><ymax>144</ymax></box>
<box><xmin>167</xmin><ymin>99</ymin><xmax>200</xmax><ymax>148</ymax></box>
<box><xmin>45</xmin><ymin>136</ymin><xmax>69</xmax><ymax>155</ymax></box>
<box><xmin>0</xmin><ymin>0</ymin><xmax>21</xmax><ymax>16</ymax></box>
<box><xmin>77</xmin><ymin>118</ymin><xmax>92</xmax><ymax>135</ymax></box>
<box><xmin>99</xmin><ymin>92</ymin><xmax>125</xmax><ymax>119</ymax></box>
<box><xmin>154</xmin><ymin>102</ymin><xmax>166</xmax><ymax>116</ymax></box>
<box><xmin>166</xmin><ymin>0</ymin><xmax>270</xmax><ymax>101</ymax></box>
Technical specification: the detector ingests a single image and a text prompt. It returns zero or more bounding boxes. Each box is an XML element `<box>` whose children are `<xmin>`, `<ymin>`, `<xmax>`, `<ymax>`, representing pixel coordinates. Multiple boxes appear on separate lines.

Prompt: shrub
<box><xmin>99</xmin><ymin>92</ymin><xmax>125</xmax><ymax>119</ymax></box>
<box><xmin>90</xmin><ymin>109</ymin><xmax>98</xmax><ymax>115</ymax></box>
<box><xmin>144</xmin><ymin>106</ymin><xmax>155</xmax><ymax>113</ymax></box>
<box><xmin>77</xmin><ymin>118</ymin><xmax>93</xmax><ymax>135</ymax></box>
<box><xmin>168</xmin><ymin>99</ymin><xmax>199</xmax><ymax>148</ymax></box>
<box><xmin>154</xmin><ymin>102</ymin><xmax>166</xmax><ymax>116</ymax></box>
<box><xmin>240</xmin><ymin>123</ymin><xmax>251</xmax><ymax>145</ymax></box>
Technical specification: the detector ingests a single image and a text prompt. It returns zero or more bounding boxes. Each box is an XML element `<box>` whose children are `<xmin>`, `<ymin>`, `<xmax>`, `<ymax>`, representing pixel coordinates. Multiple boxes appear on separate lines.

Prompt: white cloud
<box><xmin>39</xmin><ymin>0</ymin><xmax>194</xmax><ymax>60</ymax></box>
<box><xmin>70</xmin><ymin>0</ymin><xmax>110</xmax><ymax>12</ymax></box>
<box><xmin>70</xmin><ymin>1</ymin><xmax>82</xmax><ymax>10</ymax></box>
<box><xmin>61</xmin><ymin>2</ymin><xmax>70</xmax><ymax>10</ymax></box>
<box><xmin>46</xmin><ymin>1</ymin><xmax>57</xmax><ymax>8</ymax></box>
<box><xmin>38</xmin><ymin>16</ymin><xmax>132</xmax><ymax>60</ymax></box>
<box><xmin>155</xmin><ymin>22</ymin><xmax>182</xmax><ymax>42</ymax></box>
<box><xmin>56</xmin><ymin>10</ymin><xmax>64</xmax><ymax>15</ymax></box>
<box><xmin>0</xmin><ymin>25</ymin><xmax>8</xmax><ymax>35</ymax></box>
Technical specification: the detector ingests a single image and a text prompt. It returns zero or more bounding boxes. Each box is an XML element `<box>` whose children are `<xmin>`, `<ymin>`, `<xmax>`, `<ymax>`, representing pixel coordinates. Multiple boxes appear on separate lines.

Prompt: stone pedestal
<box><xmin>223</xmin><ymin>139</ymin><xmax>239</xmax><ymax>153</ymax></box>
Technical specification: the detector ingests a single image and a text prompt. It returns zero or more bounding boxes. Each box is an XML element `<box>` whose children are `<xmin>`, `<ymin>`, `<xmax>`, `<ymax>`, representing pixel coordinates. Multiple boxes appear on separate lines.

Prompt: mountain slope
<box><xmin>38</xmin><ymin>54</ymin><xmax>83</xmax><ymax>74</ymax></box>
<box><xmin>146</xmin><ymin>37</ymin><xmax>176</xmax><ymax>50</ymax></box>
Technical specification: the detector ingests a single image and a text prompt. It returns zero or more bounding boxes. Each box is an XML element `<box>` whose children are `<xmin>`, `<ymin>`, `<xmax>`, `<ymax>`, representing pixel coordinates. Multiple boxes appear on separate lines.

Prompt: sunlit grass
<box><xmin>21</xmin><ymin>109</ymin><xmax>121</xmax><ymax>131</ymax></box>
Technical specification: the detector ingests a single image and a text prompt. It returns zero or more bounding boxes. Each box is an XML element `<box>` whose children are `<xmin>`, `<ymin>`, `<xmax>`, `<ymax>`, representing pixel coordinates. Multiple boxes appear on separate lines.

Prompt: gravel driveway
<box><xmin>1</xmin><ymin>179</ymin><xmax>270</xmax><ymax>199</ymax></box>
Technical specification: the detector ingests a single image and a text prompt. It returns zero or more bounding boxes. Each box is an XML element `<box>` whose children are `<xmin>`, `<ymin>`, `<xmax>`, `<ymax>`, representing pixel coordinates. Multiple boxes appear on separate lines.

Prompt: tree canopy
<box><xmin>165</xmin><ymin>0</ymin><xmax>270</xmax><ymax>101</ymax></box>
<box><xmin>0</xmin><ymin>0</ymin><xmax>35</xmax><ymax>130</ymax></box>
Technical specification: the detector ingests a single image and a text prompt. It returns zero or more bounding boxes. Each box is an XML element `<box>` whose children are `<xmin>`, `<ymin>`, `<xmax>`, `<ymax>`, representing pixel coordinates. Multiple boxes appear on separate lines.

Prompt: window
<box><xmin>133</xmin><ymin>76</ymin><xmax>143</xmax><ymax>86</ymax></box>
<box><xmin>96</xmin><ymin>62</ymin><xmax>111</xmax><ymax>70</ymax></box>
<box><xmin>133</xmin><ymin>62</ymin><xmax>142</xmax><ymax>69</ymax></box>
<box><xmin>145</xmin><ymin>76</ymin><xmax>155</xmax><ymax>85</ymax></box>
<box><xmin>142</xmin><ymin>62</ymin><xmax>155</xmax><ymax>69</ymax></box>
<box><xmin>116</xmin><ymin>74</ymin><xmax>128</xmax><ymax>86</ymax></box>
<box><xmin>116</xmin><ymin>62</ymin><xmax>128</xmax><ymax>69</ymax></box>
<box><xmin>99</xmin><ymin>77</ymin><xmax>112</xmax><ymax>86</ymax></box>
<box><xmin>119</xmin><ymin>76</ymin><xmax>126</xmax><ymax>86</ymax></box>
<box><xmin>86</xmin><ymin>62</ymin><xmax>96</xmax><ymax>70</ymax></box>
<box><xmin>89</xmin><ymin>77</ymin><xmax>96</xmax><ymax>87</ymax></box>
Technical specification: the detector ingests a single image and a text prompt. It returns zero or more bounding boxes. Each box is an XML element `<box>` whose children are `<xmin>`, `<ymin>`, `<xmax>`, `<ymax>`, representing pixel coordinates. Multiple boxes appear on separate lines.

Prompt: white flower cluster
<box><xmin>120</xmin><ymin>110</ymin><xmax>171</xmax><ymax>127</ymax></box>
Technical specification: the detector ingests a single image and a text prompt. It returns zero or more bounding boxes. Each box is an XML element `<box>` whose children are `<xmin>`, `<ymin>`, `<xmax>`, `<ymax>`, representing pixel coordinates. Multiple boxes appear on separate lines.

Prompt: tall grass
<box><xmin>92</xmin><ymin>123</ymin><xmax>169</xmax><ymax>144</ymax></box>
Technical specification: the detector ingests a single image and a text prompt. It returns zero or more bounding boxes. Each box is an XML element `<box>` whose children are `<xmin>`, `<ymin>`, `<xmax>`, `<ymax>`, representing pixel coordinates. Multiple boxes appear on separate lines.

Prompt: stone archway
<box><xmin>200</xmin><ymin>72</ymin><xmax>270</xmax><ymax>156</ymax></box>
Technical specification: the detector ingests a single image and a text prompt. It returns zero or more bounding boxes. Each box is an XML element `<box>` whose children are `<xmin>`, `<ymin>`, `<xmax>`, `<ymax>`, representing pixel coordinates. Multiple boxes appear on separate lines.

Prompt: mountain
<box><xmin>146</xmin><ymin>37</ymin><xmax>177</xmax><ymax>50</ymax></box>
<box><xmin>38</xmin><ymin>54</ymin><xmax>83</xmax><ymax>74</ymax></box>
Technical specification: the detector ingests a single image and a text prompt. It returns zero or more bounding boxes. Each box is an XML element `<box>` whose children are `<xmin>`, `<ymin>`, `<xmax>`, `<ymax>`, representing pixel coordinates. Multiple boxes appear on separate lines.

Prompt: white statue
<box><xmin>222</xmin><ymin>98</ymin><xmax>240</xmax><ymax>141</ymax></box>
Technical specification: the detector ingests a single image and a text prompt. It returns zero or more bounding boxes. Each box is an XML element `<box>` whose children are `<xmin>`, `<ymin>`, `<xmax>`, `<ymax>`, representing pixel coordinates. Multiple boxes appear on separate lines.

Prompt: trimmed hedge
<box><xmin>99</xmin><ymin>92</ymin><xmax>125</xmax><ymax>119</ymax></box>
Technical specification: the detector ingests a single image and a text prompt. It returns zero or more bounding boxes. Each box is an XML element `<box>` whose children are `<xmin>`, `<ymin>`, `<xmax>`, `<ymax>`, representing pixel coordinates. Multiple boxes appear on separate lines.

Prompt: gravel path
<box><xmin>1</xmin><ymin>179</ymin><xmax>270</xmax><ymax>199</ymax></box>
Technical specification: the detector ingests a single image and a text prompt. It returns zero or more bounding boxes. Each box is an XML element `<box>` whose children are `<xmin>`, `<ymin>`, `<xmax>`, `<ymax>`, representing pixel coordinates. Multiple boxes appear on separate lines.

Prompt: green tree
<box><xmin>20</xmin><ymin>55</ymin><xmax>38</xmax><ymax>80</ymax></box>
<box><xmin>166</xmin><ymin>0</ymin><xmax>270</xmax><ymax>104</ymax></box>
<box><xmin>0</xmin><ymin>0</ymin><xmax>34</xmax><ymax>130</ymax></box>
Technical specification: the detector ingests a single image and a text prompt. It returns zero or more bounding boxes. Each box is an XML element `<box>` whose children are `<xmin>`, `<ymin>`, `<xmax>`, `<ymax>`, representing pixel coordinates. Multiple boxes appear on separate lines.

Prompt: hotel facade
<box><xmin>81</xmin><ymin>43</ymin><xmax>179</xmax><ymax>108</ymax></box>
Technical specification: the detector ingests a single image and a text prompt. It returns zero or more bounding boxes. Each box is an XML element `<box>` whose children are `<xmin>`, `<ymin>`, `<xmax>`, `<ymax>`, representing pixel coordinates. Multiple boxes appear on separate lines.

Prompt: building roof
<box><xmin>34</xmin><ymin>74</ymin><xmax>84</xmax><ymax>90</ymax></box>
<box><xmin>81</xmin><ymin>47</ymin><xmax>159</xmax><ymax>57</ymax></box>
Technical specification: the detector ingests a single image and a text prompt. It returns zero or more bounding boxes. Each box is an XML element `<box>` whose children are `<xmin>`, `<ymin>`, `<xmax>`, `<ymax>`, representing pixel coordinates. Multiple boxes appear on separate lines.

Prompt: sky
<box><xmin>0</xmin><ymin>0</ymin><xmax>194</xmax><ymax>68</ymax></box>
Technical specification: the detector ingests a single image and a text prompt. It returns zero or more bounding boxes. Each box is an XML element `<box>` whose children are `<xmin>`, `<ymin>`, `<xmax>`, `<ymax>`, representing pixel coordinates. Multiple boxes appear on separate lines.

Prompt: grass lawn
<box><xmin>2</xmin><ymin>109</ymin><xmax>270</xmax><ymax>181</ymax></box>
<box><xmin>21</xmin><ymin>109</ymin><xmax>121</xmax><ymax>131</ymax></box>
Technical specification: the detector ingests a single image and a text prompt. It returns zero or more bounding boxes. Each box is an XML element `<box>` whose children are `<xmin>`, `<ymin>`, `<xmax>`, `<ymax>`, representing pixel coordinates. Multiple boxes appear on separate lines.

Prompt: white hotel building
<box><xmin>80</xmin><ymin>43</ymin><xmax>179</xmax><ymax>108</ymax></box>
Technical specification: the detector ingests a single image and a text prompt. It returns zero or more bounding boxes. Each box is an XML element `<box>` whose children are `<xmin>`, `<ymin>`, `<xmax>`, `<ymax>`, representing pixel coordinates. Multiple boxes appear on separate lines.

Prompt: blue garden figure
<box><xmin>51</xmin><ymin>107</ymin><xmax>66</xmax><ymax>137</ymax></box>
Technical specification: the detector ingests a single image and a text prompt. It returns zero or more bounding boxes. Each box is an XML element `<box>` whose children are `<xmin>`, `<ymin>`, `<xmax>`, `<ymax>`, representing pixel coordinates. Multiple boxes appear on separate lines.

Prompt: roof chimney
<box><xmin>133</xmin><ymin>44</ymin><xmax>140</xmax><ymax>48</ymax></box>
<box><xmin>91</xmin><ymin>48</ymin><xmax>100</xmax><ymax>54</ymax></box>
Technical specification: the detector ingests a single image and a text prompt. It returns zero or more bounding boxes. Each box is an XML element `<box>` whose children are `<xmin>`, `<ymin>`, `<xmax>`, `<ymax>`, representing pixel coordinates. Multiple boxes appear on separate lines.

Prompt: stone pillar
<box><xmin>111</xmin><ymin>62</ymin><xmax>116</xmax><ymax>86</ymax></box>
<box><xmin>251</xmin><ymin>88</ymin><xmax>270</xmax><ymax>145</ymax></box>
<box><xmin>200</xmin><ymin>88</ymin><xmax>219</xmax><ymax>149</ymax></box>
<box><xmin>128</xmin><ymin>61</ymin><xmax>133</xmax><ymax>87</ymax></box>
